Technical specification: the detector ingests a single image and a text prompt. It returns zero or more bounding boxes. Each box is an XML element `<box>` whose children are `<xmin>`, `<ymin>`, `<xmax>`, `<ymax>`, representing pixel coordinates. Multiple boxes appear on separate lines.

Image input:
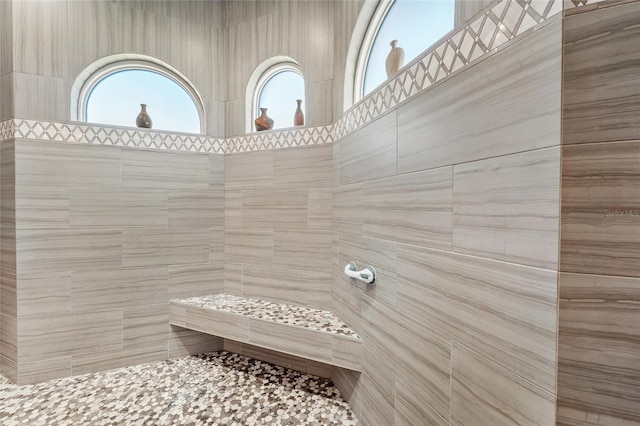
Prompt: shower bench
<box><xmin>169</xmin><ymin>294</ymin><xmax>362</xmax><ymax>372</ymax></box>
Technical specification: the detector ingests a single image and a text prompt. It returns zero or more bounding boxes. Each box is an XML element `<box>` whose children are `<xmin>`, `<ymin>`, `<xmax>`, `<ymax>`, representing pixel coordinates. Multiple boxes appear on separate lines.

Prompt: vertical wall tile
<box><xmin>13</xmin><ymin>73</ymin><xmax>70</xmax><ymax>122</ymax></box>
<box><xmin>558</xmin><ymin>272</ymin><xmax>640</xmax><ymax>421</ymax></box>
<box><xmin>563</xmin><ymin>1</ymin><xmax>640</xmax><ymax>144</ymax></box>
<box><xmin>308</xmin><ymin>188</ymin><xmax>332</xmax><ymax>230</ymax></box>
<box><xmin>561</xmin><ymin>141</ymin><xmax>640</xmax><ymax>277</ymax></box>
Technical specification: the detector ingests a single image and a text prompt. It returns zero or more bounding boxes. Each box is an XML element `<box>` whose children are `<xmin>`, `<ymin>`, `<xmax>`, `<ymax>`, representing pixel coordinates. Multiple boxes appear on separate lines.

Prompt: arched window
<box><xmin>353</xmin><ymin>0</ymin><xmax>455</xmax><ymax>103</ymax></box>
<box><xmin>74</xmin><ymin>57</ymin><xmax>204</xmax><ymax>134</ymax></box>
<box><xmin>246</xmin><ymin>58</ymin><xmax>305</xmax><ymax>132</ymax></box>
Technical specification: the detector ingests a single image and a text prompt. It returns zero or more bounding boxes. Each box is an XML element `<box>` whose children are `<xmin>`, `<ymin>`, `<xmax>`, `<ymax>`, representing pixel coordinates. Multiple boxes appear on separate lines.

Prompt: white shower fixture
<box><xmin>344</xmin><ymin>262</ymin><xmax>376</xmax><ymax>285</ymax></box>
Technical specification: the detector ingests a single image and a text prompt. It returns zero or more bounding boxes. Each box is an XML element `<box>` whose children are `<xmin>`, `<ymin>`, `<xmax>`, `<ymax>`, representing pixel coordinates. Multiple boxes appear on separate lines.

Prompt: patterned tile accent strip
<box><xmin>0</xmin><ymin>119</ymin><xmax>15</xmax><ymax>141</ymax></box>
<box><xmin>0</xmin><ymin>351</ymin><xmax>359</xmax><ymax>425</ymax></box>
<box><xmin>226</xmin><ymin>125</ymin><xmax>334</xmax><ymax>154</ymax></box>
<box><xmin>6</xmin><ymin>119</ymin><xmax>226</xmax><ymax>154</ymax></box>
<box><xmin>332</xmin><ymin>0</ymin><xmax>565</xmax><ymax>141</ymax></box>
<box><xmin>174</xmin><ymin>294</ymin><xmax>360</xmax><ymax>339</ymax></box>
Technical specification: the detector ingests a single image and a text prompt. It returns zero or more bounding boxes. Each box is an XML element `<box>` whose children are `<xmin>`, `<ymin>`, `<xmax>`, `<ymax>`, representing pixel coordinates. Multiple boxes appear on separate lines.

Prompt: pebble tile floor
<box><xmin>0</xmin><ymin>351</ymin><xmax>358</xmax><ymax>425</ymax></box>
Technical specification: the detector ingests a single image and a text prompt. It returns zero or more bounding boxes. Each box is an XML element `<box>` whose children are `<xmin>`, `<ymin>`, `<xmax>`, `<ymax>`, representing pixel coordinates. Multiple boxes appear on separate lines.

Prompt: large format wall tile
<box><xmin>168</xmin><ymin>262</ymin><xmax>223</xmax><ymax>300</ymax></box>
<box><xmin>561</xmin><ymin>140</ymin><xmax>640</xmax><ymax>277</ymax></box>
<box><xmin>558</xmin><ymin>272</ymin><xmax>640</xmax><ymax>422</ymax></box>
<box><xmin>563</xmin><ymin>1</ymin><xmax>640</xmax><ymax>145</ymax></box>
<box><xmin>451</xmin><ymin>343</ymin><xmax>556</xmax><ymax>426</ymax></box>
<box><xmin>273</xmin><ymin>229</ymin><xmax>332</xmax><ymax>270</ymax></box>
<box><xmin>397</xmin><ymin>245</ymin><xmax>558</xmax><ymax>393</ymax></box>
<box><xmin>363</xmin><ymin>167</ymin><xmax>453</xmax><ymax>250</ymax></box>
<box><xmin>168</xmin><ymin>189</ymin><xmax>223</xmax><ymax>228</ymax></box>
<box><xmin>225</xmin><ymin>229</ymin><xmax>274</xmax><ymax>268</ymax></box>
<box><xmin>453</xmin><ymin>147</ymin><xmax>561</xmax><ymax>269</ymax></box>
<box><xmin>122</xmin><ymin>149</ymin><xmax>209</xmax><ymax>191</ymax></box>
<box><xmin>15</xmin><ymin>141</ymin><xmax>121</xmax><ymax>188</ymax></box>
<box><xmin>17</xmin><ymin>228</ymin><xmax>122</xmax><ymax>275</ymax></box>
<box><xmin>333</xmin><ymin>183</ymin><xmax>363</xmax><ymax>237</ymax></box>
<box><xmin>337</xmin><ymin>111</ymin><xmax>397</xmax><ymax>186</ymax></box>
<box><xmin>18</xmin><ymin>272</ymin><xmax>71</xmax><ymax>317</ymax></box>
<box><xmin>394</xmin><ymin>314</ymin><xmax>451</xmax><ymax>426</ymax></box>
<box><xmin>397</xmin><ymin>21</ymin><xmax>561</xmax><ymax>172</ymax></box>
<box><xmin>241</xmin><ymin>264</ymin><xmax>331</xmax><ymax>310</ymax></box>
<box><xmin>273</xmin><ymin>144</ymin><xmax>333</xmax><ymax>189</ymax></box>
<box><xmin>225</xmin><ymin>150</ymin><xmax>274</xmax><ymax>190</ymax></box>
<box><xmin>122</xmin><ymin>228</ymin><xmax>209</xmax><ymax>267</ymax></box>
<box><xmin>19</xmin><ymin>309</ymin><xmax>123</xmax><ymax>363</ymax></box>
<box><xmin>71</xmin><ymin>266</ymin><xmax>168</xmax><ymax>311</ymax></box>
<box><xmin>71</xmin><ymin>188</ymin><xmax>167</xmax><ymax>228</ymax></box>
<box><xmin>15</xmin><ymin>185</ymin><xmax>70</xmax><ymax>230</ymax></box>
<box><xmin>241</xmin><ymin>189</ymin><xmax>309</xmax><ymax>230</ymax></box>
<box><xmin>13</xmin><ymin>74</ymin><xmax>70</xmax><ymax>122</ymax></box>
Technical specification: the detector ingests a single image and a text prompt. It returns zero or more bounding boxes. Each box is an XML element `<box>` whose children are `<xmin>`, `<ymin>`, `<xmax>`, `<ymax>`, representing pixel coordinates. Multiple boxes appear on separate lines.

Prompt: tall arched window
<box><xmin>74</xmin><ymin>58</ymin><xmax>205</xmax><ymax>134</ymax></box>
<box><xmin>246</xmin><ymin>58</ymin><xmax>305</xmax><ymax>132</ymax></box>
<box><xmin>354</xmin><ymin>0</ymin><xmax>455</xmax><ymax>102</ymax></box>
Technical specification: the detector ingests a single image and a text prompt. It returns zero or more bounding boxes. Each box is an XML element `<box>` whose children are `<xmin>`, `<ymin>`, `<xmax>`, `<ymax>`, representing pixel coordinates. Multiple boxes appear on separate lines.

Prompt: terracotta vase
<box><xmin>136</xmin><ymin>104</ymin><xmax>153</xmax><ymax>129</ymax></box>
<box><xmin>294</xmin><ymin>99</ymin><xmax>304</xmax><ymax>126</ymax></box>
<box><xmin>385</xmin><ymin>40</ymin><xmax>405</xmax><ymax>78</ymax></box>
<box><xmin>255</xmin><ymin>107</ymin><xmax>274</xmax><ymax>131</ymax></box>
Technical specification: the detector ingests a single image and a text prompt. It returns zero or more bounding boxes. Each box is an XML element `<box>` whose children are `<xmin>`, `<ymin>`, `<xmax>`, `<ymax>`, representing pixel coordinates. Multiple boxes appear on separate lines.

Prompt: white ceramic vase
<box><xmin>385</xmin><ymin>40</ymin><xmax>405</xmax><ymax>78</ymax></box>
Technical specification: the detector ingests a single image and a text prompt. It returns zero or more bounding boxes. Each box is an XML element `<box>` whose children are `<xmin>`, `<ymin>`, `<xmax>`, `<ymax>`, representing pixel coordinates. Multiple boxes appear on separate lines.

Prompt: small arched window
<box><xmin>356</xmin><ymin>0</ymin><xmax>455</xmax><ymax>100</ymax></box>
<box><xmin>76</xmin><ymin>59</ymin><xmax>204</xmax><ymax>134</ymax></box>
<box><xmin>247</xmin><ymin>58</ymin><xmax>305</xmax><ymax>132</ymax></box>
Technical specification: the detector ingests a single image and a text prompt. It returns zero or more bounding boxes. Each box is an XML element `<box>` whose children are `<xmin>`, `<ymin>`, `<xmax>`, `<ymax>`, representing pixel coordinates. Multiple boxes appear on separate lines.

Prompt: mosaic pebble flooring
<box><xmin>0</xmin><ymin>351</ymin><xmax>358</xmax><ymax>425</ymax></box>
<box><xmin>174</xmin><ymin>295</ymin><xmax>360</xmax><ymax>338</ymax></box>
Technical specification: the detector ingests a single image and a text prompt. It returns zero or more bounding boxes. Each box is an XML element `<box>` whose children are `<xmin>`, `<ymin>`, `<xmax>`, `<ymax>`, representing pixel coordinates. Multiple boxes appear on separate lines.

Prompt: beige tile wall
<box><xmin>1</xmin><ymin>140</ymin><xmax>17</xmax><ymax>382</ymax></box>
<box><xmin>557</xmin><ymin>2</ymin><xmax>640</xmax><ymax>424</ymax></box>
<box><xmin>0</xmin><ymin>0</ymin><xmax>13</xmax><ymax>122</ymax></box>
<box><xmin>9</xmin><ymin>0</ymin><xmax>225</xmax><ymax>136</ymax></box>
<box><xmin>223</xmin><ymin>144</ymin><xmax>333</xmax><ymax>310</ymax></box>
<box><xmin>223</xmin><ymin>0</ymin><xmax>338</xmax><ymax>135</ymax></box>
<box><xmin>331</xmin><ymin>20</ymin><xmax>562</xmax><ymax>425</ymax></box>
<box><xmin>6</xmin><ymin>140</ymin><xmax>224</xmax><ymax>384</ymax></box>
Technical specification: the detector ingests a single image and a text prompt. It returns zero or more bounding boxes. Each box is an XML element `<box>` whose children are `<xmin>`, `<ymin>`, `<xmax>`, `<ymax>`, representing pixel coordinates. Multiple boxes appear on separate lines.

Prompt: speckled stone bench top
<box><xmin>172</xmin><ymin>294</ymin><xmax>360</xmax><ymax>339</ymax></box>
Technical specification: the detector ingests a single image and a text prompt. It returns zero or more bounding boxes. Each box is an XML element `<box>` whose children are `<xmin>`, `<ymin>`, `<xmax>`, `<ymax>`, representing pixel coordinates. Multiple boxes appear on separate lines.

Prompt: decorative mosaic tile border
<box><xmin>0</xmin><ymin>119</ymin><xmax>15</xmax><ymax>141</ymax></box>
<box><xmin>332</xmin><ymin>0</ymin><xmax>568</xmax><ymax>141</ymax></box>
<box><xmin>3</xmin><ymin>119</ymin><xmax>226</xmax><ymax>154</ymax></box>
<box><xmin>226</xmin><ymin>125</ymin><xmax>333</xmax><ymax>154</ymax></box>
<box><xmin>0</xmin><ymin>118</ymin><xmax>333</xmax><ymax>154</ymax></box>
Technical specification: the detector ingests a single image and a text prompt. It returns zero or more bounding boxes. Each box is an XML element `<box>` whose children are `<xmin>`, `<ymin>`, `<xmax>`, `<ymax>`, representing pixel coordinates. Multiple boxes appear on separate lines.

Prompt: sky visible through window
<box><xmin>86</xmin><ymin>69</ymin><xmax>201</xmax><ymax>134</ymax></box>
<box><xmin>257</xmin><ymin>70</ymin><xmax>305</xmax><ymax>131</ymax></box>
<box><xmin>363</xmin><ymin>0</ymin><xmax>455</xmax><ymax>96</ymax></box>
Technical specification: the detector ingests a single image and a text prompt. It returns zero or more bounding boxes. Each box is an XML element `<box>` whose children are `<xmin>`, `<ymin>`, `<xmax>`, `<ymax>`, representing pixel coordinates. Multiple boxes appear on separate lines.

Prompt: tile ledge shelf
<box><xmin>0</xmin><ymin>0</ymin><xmax>601</xmax><ymax>154</ymax></box>
<box><xmin>169</xmin><ymin>294</ymin><xmax>362</xmax><ymax>372</ymax></box>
